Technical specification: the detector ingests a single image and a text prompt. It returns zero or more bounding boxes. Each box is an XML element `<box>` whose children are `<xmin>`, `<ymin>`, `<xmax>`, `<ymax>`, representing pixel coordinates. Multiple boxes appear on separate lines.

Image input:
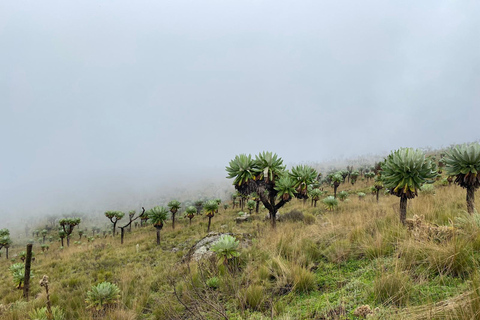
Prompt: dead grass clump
<box><xmin>405</xmin><ymin>214</ymin><xmax>455</xmax><ymax>242</ymax></box>
<box><xmin>374</xmin><ymin>270</ymin><xmax>412</xmax><ymax>306</ymax></box>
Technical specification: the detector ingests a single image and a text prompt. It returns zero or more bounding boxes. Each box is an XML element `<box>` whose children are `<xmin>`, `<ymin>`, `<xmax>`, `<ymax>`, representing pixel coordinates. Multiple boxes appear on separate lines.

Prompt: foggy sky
<box><xmin>1</xmin><ymin>1</ymin><xmax>479</xmax><ymax>227</ymax></box>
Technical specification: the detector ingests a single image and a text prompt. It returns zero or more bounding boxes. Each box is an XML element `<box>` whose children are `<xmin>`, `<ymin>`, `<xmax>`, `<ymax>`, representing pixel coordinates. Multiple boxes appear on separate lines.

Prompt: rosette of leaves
<box><xmin>338</xmin><ymin>191</ymin><xmax>349</xmax><ymax>201</ymax></box>
<box><xmin>309</xmin><ymin>188</ymin><xmax>323</xmax><ymax>207</ymax></box>
<box><xmin>167</xmin><ymin>200</ymin><xmax>181</xmax><ymax>229</ymax></box>
<box><xmin>185</xmin><ymin>206</ymin><xmax>197</xmax><ymax>225</ymax></box>
<box><xmin>104</xmin><ymin>211</ymin><xmax>124</xmax><ymax>236</ymax></box>
<box><xmin>28</xmin><ymin>306</ymin><xmax>65</xmax><ymax>320</ymax></box>
<box><xmin>85</xmin><ymin>282</ymin><xmax>120</xmax><ymax>315</ymax></box>
<box><xmin>274</xmin><ymin>175</ymin><xmax>296</xmax><ymax>201</ymax></box>
<box><xmin>59</xmin><ymin>218</ymin><xmax>81</xmax><ymax>247</ymax></box>
<box><xmin>226</xmin><ymin>154</ymin><xmax>262</xmax><ymax>193</ymax></box>
<box><xmin>357</xmin><ymin>192</ymin><xmax>366</xmax><ymax>200</ymax></box>
<box><xmin>381</xmin><ymin>148</ymin><xmax>437</xmax><ymax>224</ymax></box>
<box><xmin>148</xmin><ymin>206</ymin><xmax>168</xmax><ymax>245</ymax></box>
<box><xmin>322</xmin><ymin>196</ymin><xmax>338</xmax><ymax>211</ymax></box>
<box><xmin>444</xmin><ymin>142</ymin><xmax>480</xmax><ymax>213</ymax></box>
<box><xmin>331</xmin><ymin>173</ymin><xmax>343</xmax><ymax>198</ymax></box>
<box><xmin>290</xmin><ymin>165</ymin><xmax>318</xmax><ymax>199</ymax></box>
<box><xmin>247</xmin><ymin>200</ymin><xmax>256</xmax><ymax>214</ymax></box>
<box><xmin>10</xmin><ymin>263</ymin><xmax>33</xmax><ymax>288</ymax></box>
<box><xmin>211</xmin><ymin>234</ymin><xmax>240</xmax><ymax>266</ymax></box>
<box><xmin>203</xmin><ymin>200</ymin><xmax>219</xmax><ymax>232</ymax></box>
<box><xmin>350</xmin><ymin>171</ymin><xmax>360</xmax><ymax>185</ymax></box>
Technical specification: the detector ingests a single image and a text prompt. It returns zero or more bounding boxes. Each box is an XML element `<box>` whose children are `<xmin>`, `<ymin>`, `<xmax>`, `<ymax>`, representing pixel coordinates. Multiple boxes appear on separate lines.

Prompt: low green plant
<box><xmin>10</xmin><ymin>263</ymin><xmax>33</xmax><ymax>288</ymax></box>
<box><xmin>338</xmin><ymin>191</ymin><xmax>349</xmax><ymax>201</ymax></box>
<box><xmin>85</xmin><ymin>281</ymin><xmax>120</xmax><ymax>313</ymax></box>
<box><xmin>206</xmin><ymin>277</ymin><xmax>220</xmax><ymax>289</ymax></box>
<box><xmin>28</xmin><ymin>306</ymin><xmax>65</xmax><ymax>320</ymax></box>
<box><xmin>322</xmin><ymin>196</ymin><xmax>339</xmax><ymax>211</ymax></box>
<box><xmin>211</xmin><ymin>235</ymin><xmax>240</xmax><ymax>265</ymax></box>
<box><xmin>420</xmin><ymin>183</ymin><xmax>436</xmax><ymax>195</ymax></box>
<box><xmin>357</xmin><ymin>192</ymin><xmax>366</xmax><ymax>199</ymax></box>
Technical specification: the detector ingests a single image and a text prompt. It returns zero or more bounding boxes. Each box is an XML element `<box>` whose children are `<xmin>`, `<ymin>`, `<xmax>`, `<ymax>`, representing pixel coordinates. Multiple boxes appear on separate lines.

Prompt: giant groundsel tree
<box><xmin>444</xmin><ymin>142</ymin><xmax>480</xmax><ymax>214</ymax></box>
<box><xmin>226</xmin><ymin>152</ymin><xmax>317</xmax><ymax>228</ymax></box>
<box><xmin>381</xmin><ymin>148</ymin><xmax>437</xmax><ymax>224</ymax></box>
<box><xmin>148</xmin><ymin>206</ymin><xmax>168</xmax><ymax>245</ymax></box>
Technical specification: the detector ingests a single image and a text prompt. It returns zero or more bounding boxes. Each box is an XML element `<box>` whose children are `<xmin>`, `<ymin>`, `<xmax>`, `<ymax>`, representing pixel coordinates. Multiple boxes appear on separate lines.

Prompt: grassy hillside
<box><xmin>1</xmin><ymin>179</ymin><xmax>480</xmax><ymax>319</ymax></box>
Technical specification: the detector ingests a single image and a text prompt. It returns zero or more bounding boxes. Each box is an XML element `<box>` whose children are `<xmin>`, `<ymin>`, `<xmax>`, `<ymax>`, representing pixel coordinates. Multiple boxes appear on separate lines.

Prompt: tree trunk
<box><xmin>189</xmin><ymin>218</ymin><xmax>192</xmax><ymax>226</ymax></box>
<box><xmin>113</xmin><ymin>222</ymin><xmax>117</xmax><ymax>236</ymax></box>
<box><xmin>467</xmin><ymin>186</ymin><xmax>475</xmax><ymax>214</ymax></box>
<box><xmin>61</xmin><ymin>238</ymin><xmax>64</xmax><ymax>247</ymax></box>
<box><xmin>23</xmin><ymin>244</ymin><xmax>33</xmax><ymax>300</ymax></box>
<box><xmin>400</xmin><ymin>195</ymin><xmax>407</xmax><ymax>225</ymax></box>
<box><xmin>334</xmin><ymin>184</ymin><xmax>338</xmax><ymax>198</ymax></box>
<box><xmin>376</xmin><ymin>190</ymin><xmax>379</xmax><ymax>203</ymax></box>
<box><xmin>121</xmin><ymin>228</ymin><xmax>125</xmax><ymax>245</ymax></box>
<box><xmin>314</xmin><ymin>200</ymin><xmax>317</xmax><ymax>207</ymax></box>
<box><xmin>271</xmin><ymin>210</ymin><xmax>277</xmax><ymax>229</ymax></box>
<box><xmin>255</xmin><ymin>201</ymin><xmax>259</xmax><ymax>213</ymax></box>
<box><xmin>156</xmin><ymin>228</ymin><xmax>161</xmax><ymax>245</ymax></box>
<box><xmin>172</xmin><ymin>213</ymin><xmax>176</xmax><ymax>230</ymax></box>
<box><xmin>207</xmin><ymin>216</ymin><xmax>212</xmax><ymax>233</ymax></box>
<box><xmin>6</xmin><ymin>247</ymin><xmax>9</xmax><ymax>259</ymax></box>
<box><xmin>66</xmin><ymin>236</ymin><xmax>70</xmax><ymax>247</ymax></box>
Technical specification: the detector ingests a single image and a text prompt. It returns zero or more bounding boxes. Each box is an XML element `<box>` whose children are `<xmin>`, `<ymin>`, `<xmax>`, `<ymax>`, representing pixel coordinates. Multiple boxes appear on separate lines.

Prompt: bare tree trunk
<box><xmin>255</xmin><ymin>201</ymin><xmax>259</xmax><ymax>213</ymax></box>
<box><xmin>23</xmin><ymin>244</ymin><xmax>33</xmax><ymax>300</ymax></box>
<box><xmin>113</xmin><ymin>222</ymin><xmax>117</xmax><ymax>236</ymax></box>
<box><xmin>271</xmin><ymin>211</ymin><xmax>276</xmax><ymax>229</ymax></box>
<box><xmin>376</xmin><ymin>190</ymin><xmax>380</xmax><ymax>203</ymax></box>
<box><xmin>6</xmin><ymin>247</ymin><xmax>9</xmax><ymax>259</ymax></box>
<box><xmin>66</xmin><ymin>236</ymin><xmax>70</xmax><ymax>247</ymax></box>
<box><xmin>314</xmin><ymin>200</ymin><xmax>317</xmax><ymax>207</ymax></box>
<box><xmin>156</xmin><ymin>228</ymin><xmax>161</xmax><ymax>245</ymax></box>
<box><xmin>400</xmin><ymin>195</ymin><xmax>407</xmax><ymax>225</ymax></box>
<box><xmin>334</xmin><ymin>184</ymin><xmax>339</xmax><ymax>198</ymax></box>
<box><xmin>172</xmin><ymin>213</ymin><xmax>176</xmax><ymax>230</ymax></box>
<box><xmin>467</xmin><ymin>186</ymin><xmax>475</xmax><ymax>214</ymax></box>
<box><xmin>61</xmin><ymin>238</ymin><xmax>64</xmax><ymax>247</ymax></box>
<box><xmin>121</xmin><ymin>228</ymin><xmax>125</xmax><ymax>244</ymax></box>
<box><xmin>207</xmin><ymin>217</ymin><xmax>212</xmax><ymax>233</ymax></box>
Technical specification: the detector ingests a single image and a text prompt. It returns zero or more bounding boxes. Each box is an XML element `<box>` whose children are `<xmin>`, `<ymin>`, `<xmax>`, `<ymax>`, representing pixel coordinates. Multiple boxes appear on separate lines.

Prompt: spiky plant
<box><xmin>194</xmin><ymin>200</ymin><xmax>204</xmax><ymax>215</ymax></box>
<box><xmin>185</xmin><ymin>206</ymin><xmax>197</xmax><ymax>225</ymax></box>
<box><xmin>211</xmin><ymin>234</ymin><xmax>240</xmax><ymax>267</ymax></box>
<box><xmin>290</xmin><ymin>165</ymin><xmax>318</xmax><ymax>199</ymax></box>
<box><xmin>373</xmin><ymin>176</ymin><xmax>384</xmax><ymax>203</ymax></box>
<box><xmin>331</xmin><ymin>172</ymin><xmax>343</xmax><ymax>198</ymax></box>
<box><xmin>338</xmin><ymin>191</ymin><xmax>349</xmax><ymax>202</ymax></box>
<box><xmin>381</xmin><ymin>148</ymin><xmax>437</xmax><ymax>224</ymax></box>
<box><xmin>227</xmin><ymin>152</ymin><xmax>316</xmax><ymax>228</ymax></box>
<box><xmin>309</xmin><ymin>189</ymin><xmax>323</xmax><ymax>207</ymax></box>
<box><xmin>147</xmin><ymin>206</ymin><xmax>168</xmax><ymax>245</ymax></box>
<box><xmin>104</xmin><ymin>211</ymin><xmax>124</xmax><ymax>236</ymax></box>
<box><xmin>58</xmin><ymin>218</ymin><xmax>81</xmax><ymax>247</ymax></box>
<box><xmin>365</xmin><ymin>171</ymin><xmax>375</xmax><ymax>181</ymax></box>
<box><xmin>28</xmin><ymin>306</ymin><xmax>65</xmax><ymax>320</ymax></box>
<box><xmin>444</xmin><ymin>142</ymin><xmax>480</xmax><ymax>214</ymax></box>
<box><xmin>58</xmin><ymin>229</ymin><xmax>66</xmax><ymax>247</ymax></box>
<box><xmin>167</xmin><ymin>200</ymin><xmax>181</xmax><ymax>229</ymax></box>
<box><xmin>41</xmin><ymin>229</ymin><xmax>48</xmax><ymax>243</ymax></box>
<box><xmin>85</xmin><ymin>282</ymin><xmax>120</xmax><ymax>315</ymax></box>
<box><xmin>10</xmin><ymin>263</ymin><xmax>33</xmax><ymax>289</ymax></box>
<box><xmin>204</xmin><ymin>200</ymin><xmax>219</xmax><ymax>232</ymax></box>
<box><xmin>0</xmin><ymin>229</ymin><xmax>12</xmax><ymax>259</ymax></box>
<box><xmin>322</xmin><ymin>196</ymin><xmax>339</xmax><ymax>211</ymax></box>
<box><xmin>247</xmin><ymin>200</ymin><xmax>256</xmax><ymax>214</ymax></box>
<box><xmin>350</xmin><ymin>171</ymin><xmax>360</xmax><ymax>185</ymax></box>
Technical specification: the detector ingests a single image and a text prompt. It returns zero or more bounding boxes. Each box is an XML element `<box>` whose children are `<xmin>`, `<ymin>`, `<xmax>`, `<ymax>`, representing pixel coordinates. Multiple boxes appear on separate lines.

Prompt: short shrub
<box><xmin>303</xmin><ymin>213</ymin><xmax>316</xmax><ymax>225</ymax></box>
<box><xmin>323</xmin><ymin>196</ymin><xmax>339</xmax><ymax>211</ymax></box>
<box><xmin>338</xmin><ymin>191</ymin><xmax>349</xmax><ymax>201</ymax></box>
<box><xmin>281</xmin><ymin>210</ymin><xmax>304</xmax><ymax>222</ymax></box>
